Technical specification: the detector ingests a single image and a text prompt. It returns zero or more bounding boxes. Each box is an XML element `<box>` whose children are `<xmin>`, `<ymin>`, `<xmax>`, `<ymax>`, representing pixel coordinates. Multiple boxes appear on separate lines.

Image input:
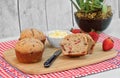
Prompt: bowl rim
<box><xmin>45</xmin><ymin>29</ymin><xmax>72</xmax><ymax>39</ymax></box>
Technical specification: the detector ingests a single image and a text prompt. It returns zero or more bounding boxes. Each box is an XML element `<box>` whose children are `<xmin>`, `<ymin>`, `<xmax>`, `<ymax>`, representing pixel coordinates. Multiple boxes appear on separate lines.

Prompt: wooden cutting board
<box><xmin>3</xmin><ymin>43</ymin><xmax>117</xmax><ymax>75</ymax></box>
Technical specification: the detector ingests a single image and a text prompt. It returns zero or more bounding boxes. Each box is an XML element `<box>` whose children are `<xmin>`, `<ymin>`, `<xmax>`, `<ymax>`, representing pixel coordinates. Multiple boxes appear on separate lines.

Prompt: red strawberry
<box><xmin>102</xmin><ymin>37</ymin><xmax>114</xmax><ymax>51</ymax></box>
<box><xmin>89</xmin><ymin>31</ymin><xmax>99</xmax><ymax>42</ymax></box>
<box><xmin>71</xmin><ymin>28</ymin><xmax>81</xmax><ymax>34</ymax></box>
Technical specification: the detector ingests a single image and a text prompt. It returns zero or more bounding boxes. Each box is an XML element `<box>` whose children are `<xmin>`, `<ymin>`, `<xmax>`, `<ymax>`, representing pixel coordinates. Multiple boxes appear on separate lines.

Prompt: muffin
<box><xmin>60</xmin><ymin>33</ymin><xmax>88</xmax><ymax>57</ymax></box>
<box><xmin>15</xmin><ymin>38</ymin><xmax>44</xmax><ymax>63</ymax></box>
<box><xmin>60</xmin><ymin>33</ymin><xmax>95</xmax><ymax>57</ymax></box>
<box><xmin>19</xmin><ymin>28</ymin><xmax>46</xmax><ymax>44</ymax></box>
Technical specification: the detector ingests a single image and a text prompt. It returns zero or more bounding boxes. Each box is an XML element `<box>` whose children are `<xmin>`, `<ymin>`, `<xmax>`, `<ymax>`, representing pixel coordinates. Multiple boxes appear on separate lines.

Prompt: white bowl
<box><xmin>46</xmin><ymin>30</ymin><xmax>72</xmax><ymax>48</ymax></box>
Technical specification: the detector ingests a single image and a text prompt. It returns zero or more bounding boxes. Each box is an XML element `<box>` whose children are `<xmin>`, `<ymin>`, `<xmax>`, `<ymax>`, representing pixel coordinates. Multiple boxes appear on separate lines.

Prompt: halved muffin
<box><xmin>60</xmin><ymin>33</ymin><xmax>95</xmax><ymax>57</ymax></box>
<box><xmin>82</xmin><ymin>33</ymin><xmax>95</xmax><ymax>54</ymax></box>
<box><xmin>60</xmin><ymin>33</ymin><xmax>89</xmax><ymax>57</ymax></box>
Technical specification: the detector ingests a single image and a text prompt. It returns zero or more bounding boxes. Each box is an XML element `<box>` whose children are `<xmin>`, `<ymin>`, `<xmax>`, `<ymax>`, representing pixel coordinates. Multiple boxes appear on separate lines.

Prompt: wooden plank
<box><xmin>3</xmin><ymin>43</ymin><xmax>117</xmax><ymax>74</ymax></box>
<box><xmin>46</xmin><ymin>0</ymin><xmax>73</xmax><ymax>31</ymax></box>
<box><xmin>0</xmin><ymin>0</ymin><xmax>20</xmax><ymax>39</ymax></box>
<box><xmin>19</xmin><ymin>0</ymin><xmax>47</xmax><ymax>32</ymax></box>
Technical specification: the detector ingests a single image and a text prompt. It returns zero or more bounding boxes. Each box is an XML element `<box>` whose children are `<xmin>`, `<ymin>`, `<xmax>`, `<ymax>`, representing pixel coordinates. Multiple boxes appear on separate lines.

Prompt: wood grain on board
<box><xmin>3</xmin><ymin>43</ymin><xmax>117</xmax><ymax>75</ymax></box>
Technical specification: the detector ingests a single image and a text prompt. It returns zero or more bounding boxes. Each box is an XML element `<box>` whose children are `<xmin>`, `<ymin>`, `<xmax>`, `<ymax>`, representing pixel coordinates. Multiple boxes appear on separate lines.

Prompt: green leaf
<box><xmin>79</xmin><ymin>0</ymin><xmax>83</xmax><ymax>8</ymax></box>
<box><xmin>93</xmin><ymin>0</ymin><xmax>101</xmax><ymax>5</ymax></box>
<box><xmin>93</xmin><ymin>4</ymin><xmax>102</xmax><ymax>8</ymax></box>
<box><xmin>70</xmin><ymin>0</ymin><xmax>104</xmax><ymax>13</ymax></box>
<box><xmin>76</xmin><ymin>0</ymin><xmax>80</xmax><ymax>7</ymax></box>
<box><xmin>102</xmin><ymin>4</ymin><xmax>107</xmax><ymax>14</ymax></box>
<box><xmin>99</xmin><ymin>0</ymin><xmax>104</xmax><ymax>2</ymax></box>
<box><xmin>85</xmin><ymin>1</ymin><xmax>91</xmax><ymax>13</ymax></box>
<box><xmin>80</xmin><ymin>0</ymin><xmax>85</xmax><ymax>10</ymax></box>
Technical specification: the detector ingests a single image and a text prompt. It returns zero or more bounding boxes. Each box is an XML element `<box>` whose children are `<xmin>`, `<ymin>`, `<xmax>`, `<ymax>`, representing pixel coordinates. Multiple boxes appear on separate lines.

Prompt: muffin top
<box><xmin>15</xmin><ymin>38</ymin><xmax>44</xmax><ymax>53</ymax></box>
<box><xmin>19</xmin><ymin>28</ymin><xmax>46</xmax><ymax>41</ymax></box>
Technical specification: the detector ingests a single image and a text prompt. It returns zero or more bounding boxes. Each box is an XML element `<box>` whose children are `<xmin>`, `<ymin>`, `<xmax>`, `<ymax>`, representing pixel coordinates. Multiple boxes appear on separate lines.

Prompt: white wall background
<box><xmin>119</xmin><ymin>0</ymin><xmax>120</xmax><ymax>17</ymax></box>
<box><xmin>0</xmin><ymin>0</ymin><xmax>119</xmax><ymax>39</ymax></box>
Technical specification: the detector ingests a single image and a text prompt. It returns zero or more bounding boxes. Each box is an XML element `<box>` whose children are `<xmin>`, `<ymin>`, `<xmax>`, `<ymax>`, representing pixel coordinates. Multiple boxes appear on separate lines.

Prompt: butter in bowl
<box><xmin>46</xmin><ymin>30</ymin><xmax>72</xmax><ymax>48</ymax></box>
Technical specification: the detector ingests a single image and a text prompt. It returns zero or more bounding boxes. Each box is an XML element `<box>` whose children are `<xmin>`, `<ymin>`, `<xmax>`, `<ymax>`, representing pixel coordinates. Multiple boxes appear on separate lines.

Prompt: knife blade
<box><xmin>44</xmin><ymin>49</ymin><xmax>62</xmax><ymax>68</ymax></box>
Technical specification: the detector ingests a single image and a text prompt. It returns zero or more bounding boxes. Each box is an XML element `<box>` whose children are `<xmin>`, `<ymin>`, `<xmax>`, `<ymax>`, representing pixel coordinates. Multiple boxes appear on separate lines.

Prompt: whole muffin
<box><xmin>19</xmin><ymin>28</ymin><xmax>46</xmax><ymax>44</ymax></box>
<box><xmin>15</xmin><ymin>38</ymin><xmax>44</xmax><ymax>63</ymax></box>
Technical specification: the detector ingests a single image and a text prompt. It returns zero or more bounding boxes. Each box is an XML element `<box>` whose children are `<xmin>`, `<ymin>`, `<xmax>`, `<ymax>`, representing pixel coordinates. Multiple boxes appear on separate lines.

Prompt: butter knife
<box><xmin>44</xmin><ymin>49</ymin><xmax>62</xmax><ymax>68</ymax></box>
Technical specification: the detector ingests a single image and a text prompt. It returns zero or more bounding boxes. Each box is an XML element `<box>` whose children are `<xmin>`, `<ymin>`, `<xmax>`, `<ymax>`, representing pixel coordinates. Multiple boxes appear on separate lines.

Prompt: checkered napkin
<box><xmin>0</xmin><ymin>33</ymin><xmax>120</xmax><ymax>78</ymax></box>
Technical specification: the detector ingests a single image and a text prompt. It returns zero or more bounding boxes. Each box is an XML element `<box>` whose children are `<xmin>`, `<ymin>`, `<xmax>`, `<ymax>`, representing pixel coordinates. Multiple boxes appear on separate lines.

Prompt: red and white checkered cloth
<box><xmin>0</xmin><ymin>33</ymin><xmax>120</xmax><ymax>78</ymax></box>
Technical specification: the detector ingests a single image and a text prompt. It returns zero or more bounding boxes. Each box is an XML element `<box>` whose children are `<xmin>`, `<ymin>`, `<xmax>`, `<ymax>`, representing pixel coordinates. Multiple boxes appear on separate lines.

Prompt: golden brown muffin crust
<box><xmin>15</xmin><ymin>38</ymin><xmax>44</xmax><ymax>63</ymax></box>
<box><xmin>15</xmin><ymin>38</ymin><xmax>44</xmax><ymax>53</ymax></box>
<box><xmin>19</xmin><ymin>28</ymin><xmax>46</xmax><ymax>42</ymax></box>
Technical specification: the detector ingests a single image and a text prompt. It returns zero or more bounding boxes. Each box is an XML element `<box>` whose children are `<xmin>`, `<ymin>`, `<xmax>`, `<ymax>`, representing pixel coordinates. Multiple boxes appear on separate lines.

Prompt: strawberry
<box><xmin>102</xmin><ymin>37</ymin><xmax>114</xmax><ymax>51</ymax></box>
<box><xmin>89</xmin><ymin>31</ymin><xmax>99</xmax><ymax>42</ymax></box>
<box><xmin>71</xmin><ymin>28</ymin><xmax>81</xmax><ymax>34</ymax></box>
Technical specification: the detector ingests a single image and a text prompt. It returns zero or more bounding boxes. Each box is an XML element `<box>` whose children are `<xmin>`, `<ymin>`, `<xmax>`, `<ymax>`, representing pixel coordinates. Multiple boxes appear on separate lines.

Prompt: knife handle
<box><xmin>44</xmin><ymin>55</ymin><xmax>57</xmax><ymax>67</ymax></box>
